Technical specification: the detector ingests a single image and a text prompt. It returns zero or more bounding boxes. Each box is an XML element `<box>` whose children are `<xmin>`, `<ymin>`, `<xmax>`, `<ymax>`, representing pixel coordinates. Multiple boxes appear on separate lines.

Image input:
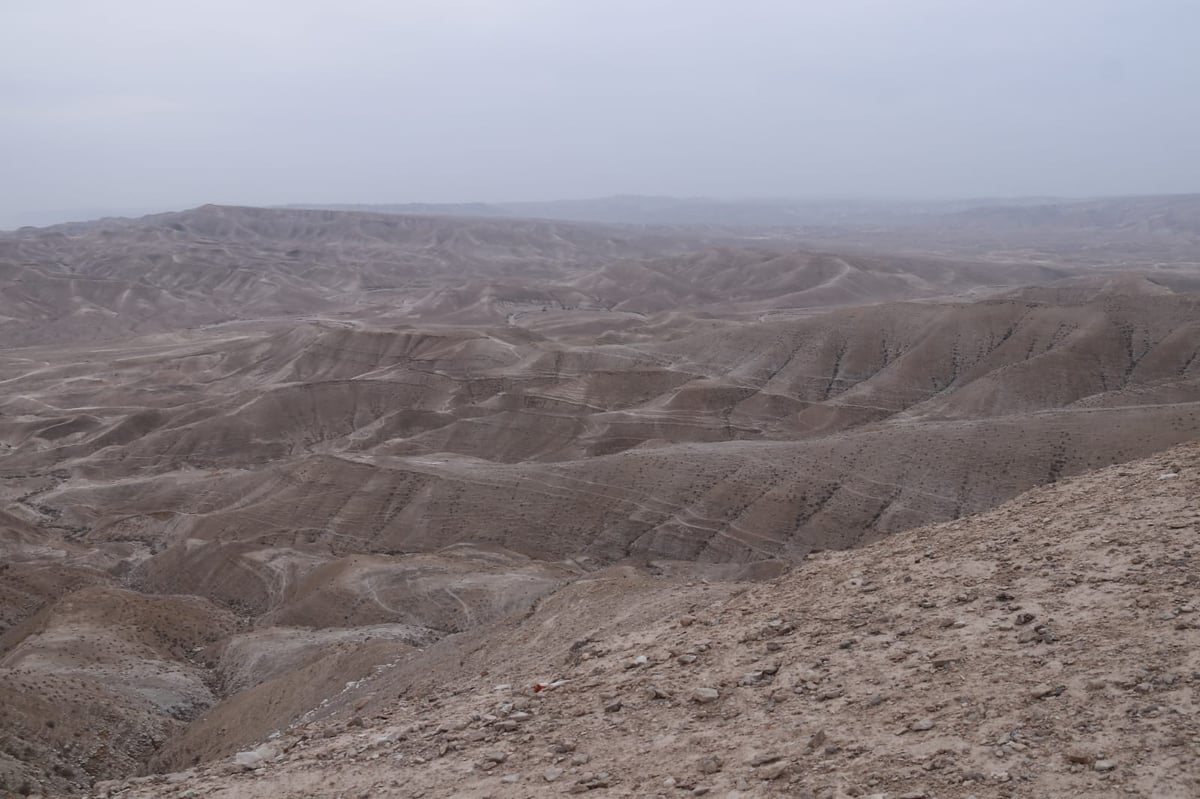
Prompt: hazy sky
<box><xmin>3</xmin><ymin>0</ymin><xmax>1199</xmax><ymax>227</ymax></box>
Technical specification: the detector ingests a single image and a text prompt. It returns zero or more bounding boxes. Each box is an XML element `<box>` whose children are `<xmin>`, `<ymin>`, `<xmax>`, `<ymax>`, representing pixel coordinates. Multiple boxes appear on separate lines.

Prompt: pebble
<box><xmin>909</xmin><ymin>719</ymin><xmax>936</xmax><ymax>732</ymax></box>
<box><xmin>697</xmin><ymin>755</ymin><xmax>723</xmax><ymax>774</ymax></box>
<box><xmin>544</xmin><ymin>767</ymin><xmax>564</xmax><ymax>782</ymax></box>
<box><xmin>691</xmin><ymin>687</ymin><xmax>720</xmax><ymax>704</ymax></box>
<box><xmin>1094</xmin><ymin>760</ymin><xmax>1117</xmax><ymax>772</ymax></box>
<box><xmin>1031</xmin><ymin>684</ymin><xmax>1065</xmax><ymax>699</ymax></box>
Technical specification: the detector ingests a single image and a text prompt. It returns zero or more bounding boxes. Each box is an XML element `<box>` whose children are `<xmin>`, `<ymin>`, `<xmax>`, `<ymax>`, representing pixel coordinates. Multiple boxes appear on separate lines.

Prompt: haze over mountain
<box><xmin>6</xmin><ymin>1</ymin><xmax>1200</xmax><ymax>230</ymax></box>
<box><xmin>0</xmin><ymin>198</ymin><xmax>1198</xmax><ymax>795</ymax></box>
<box><xmin>284</xmin><ymin>193</ymin><xmax>1200</xmax><ymax>233</ymax></box>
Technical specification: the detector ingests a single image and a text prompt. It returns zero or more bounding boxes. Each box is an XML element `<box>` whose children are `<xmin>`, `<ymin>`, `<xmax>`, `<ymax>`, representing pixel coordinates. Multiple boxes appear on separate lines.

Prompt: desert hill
<box><xmin>1</xmin><ymin>203</ymin><xmax>1199</xmax><ymax>796</ymax></box>
<box><xmin>0</xmin><ymin>205</ymin><xmax>1087</xmax><ymax>347</ymax></box>
<box><xmin>91</xmin><ymin>439</ymin><xmax>1200</xmax><ymax>799</ymax></box>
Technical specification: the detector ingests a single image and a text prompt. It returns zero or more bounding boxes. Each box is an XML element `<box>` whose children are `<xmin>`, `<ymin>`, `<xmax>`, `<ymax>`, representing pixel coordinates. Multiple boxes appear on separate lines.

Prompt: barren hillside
<box><xmin>0</xmin><ymin>204</ymin><xmax>1198</xmax><ymax>797</ymax></box>
<box><xmin>85</xmin><ymin>441</ymin><xmax>1200</xmax><ymax>799</ymax></box>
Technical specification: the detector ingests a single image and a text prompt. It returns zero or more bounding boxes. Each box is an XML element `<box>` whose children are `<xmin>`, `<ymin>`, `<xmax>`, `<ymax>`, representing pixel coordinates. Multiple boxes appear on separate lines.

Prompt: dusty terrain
<box><xmin>91</xmin><ymin>440</ymin><xmax>1200</xmax><ymax>799</ymax></box>
<box><xmin>0</xmin><ymin>201</ymin><xmax>1198</xmax><ymax>797</ymax></box>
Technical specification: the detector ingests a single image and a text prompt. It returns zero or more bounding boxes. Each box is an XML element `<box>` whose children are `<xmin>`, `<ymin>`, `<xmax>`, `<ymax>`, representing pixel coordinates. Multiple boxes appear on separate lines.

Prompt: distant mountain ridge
<box><xmin>278</xmin><ymin>193</ymin><xmax>1200</xmax><ymax>232</ymax></box>
<box><xmin>279</xmin><ymin>194</ymin><xmax>1067</xmax><ymax>227</ymax></box>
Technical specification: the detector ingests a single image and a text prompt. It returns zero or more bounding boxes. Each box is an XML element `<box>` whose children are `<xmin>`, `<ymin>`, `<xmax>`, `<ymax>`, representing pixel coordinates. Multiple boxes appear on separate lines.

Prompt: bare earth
<box><xmin>98</xmin><ymin>442</ymin><xmax>1200</xmax><ymax>798</ymax></box>
<box><xmin>0</xmin><ymin>200</ymin><xmax>1198</xmax><ymax>797</ymax></box>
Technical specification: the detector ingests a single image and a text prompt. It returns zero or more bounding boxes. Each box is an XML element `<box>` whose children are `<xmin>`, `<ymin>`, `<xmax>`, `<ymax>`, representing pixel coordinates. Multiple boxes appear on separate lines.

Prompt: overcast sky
<box><xmin>2</xmin><ymin>0</ymin><xmax>1199</xmax><ymax>227</ymax></box>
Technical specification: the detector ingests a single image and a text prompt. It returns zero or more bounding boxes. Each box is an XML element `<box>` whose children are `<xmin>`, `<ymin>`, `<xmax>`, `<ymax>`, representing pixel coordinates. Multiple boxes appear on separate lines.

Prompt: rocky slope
<box><xmin>76</xmin><ymin>441</ymin><xmax>1200</xmax><ymax>799</ymax></box>
<box><xmin>2</xmin><ymin>205</ymin><xmax>1200</xmax><ymax>797</ymax></box>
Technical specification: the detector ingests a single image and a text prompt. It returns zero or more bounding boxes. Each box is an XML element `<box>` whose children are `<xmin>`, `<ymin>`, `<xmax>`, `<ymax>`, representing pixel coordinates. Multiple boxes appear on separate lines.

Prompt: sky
<box><xmin>2</xmin><ymin>0</ymin><xmax>1199</xmax><ymax>227</ymax></box>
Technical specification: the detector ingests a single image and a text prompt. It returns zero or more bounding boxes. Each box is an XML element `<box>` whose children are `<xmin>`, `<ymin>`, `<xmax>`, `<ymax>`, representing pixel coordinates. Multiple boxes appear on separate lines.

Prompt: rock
<box><xmin>817</xmin><ymin>687</ymin><xmax>844</xmax><ymax>701</ymax></box>
<box><xmin>604</xmin><ymin>700</ymin><xmax>623</xmax><ymax>713</ymax></box>
<box><xmin>500</xmin><ymin>773</ymin><xmax>520</xmax><ymax>783</ymax></box>
<box><xmin>749</xmin><ymin>752</ymin><xmax>782</xmax><ymax>766</ymax></box>
<box><xmin>795</xmin><ymin>668</ymin><xmax>822</xmax><ymax>683</ymax></box>
<box><xmin>693</xmin><ymin>788</ymin><xmax>711</xmax><ymax>796</ymax></box>
<box><xmin>646</xmin><ymin>685</ymin><xmax>671</xmax><ymax>700</ymax></box>
<box><xmin>807</xmin><ymin>729</ymin><xmax>827</xmax><ymax>751</ymax></box>
<box><xmin>678</xmin><ymin>653</ymin><xmax>699</xmax><ymax>665</ymax></box>
<box><xmin>697</xmin><ymin>755</ymin><xmax>723</xmax><ymax>774</ymax></box>
<box><xmin>571</xmin><ymin>752</ymin><xmax>591</xmax><ymax>766</ymax></box>
<box><xmin>544</xmin><ymin>767</ymin><xmax>564</xmax><ymax>782</ymax></box>
<box><xmin>740</xmin><ymin>671</ymin><xmax>765</xmax><ymax>686</ymax></box>
<box><xmin>1064</xmin><ymin>749</ymin><xmax>1095</xmax><ymax>765</ymax></box>
<box><xmin>1031</xmin><ymin>684</ymin><xmax>1066</xmax><ymax>699</ymax></box>
<box><xmin>909</xmin><ymin>719</ymin><xmax>936</xmax><ymax>732</ymax></box>
<box><xmin>233</xmin><ymin>742</ymin><xmax>279</xmax><ymax>771</ymax></box>
<box><xmin>897</xmin><ymin>792</ymin><xmax>927</xmax><ymax>799</ymax></box>
<box><xmin>759</xmin><ymin>760</ymin><xmax>790</xmax><ymax>780</ymax></box>
<box><xmin>691</xmin><ymin>687</ymin><xmax>720</xmax><ymax>704</ymax></box>
<box><xmin>680</xmin><ymin>615</ymin><xmax>696</xmax><ymax>627</ymax></box>
<box><xmin>1094</xmin><ymin>759</ymin><xmax>1117</xmax><ymax>772</ymax></box>
<box><xmin>572</xmin><ymin>772</ymin><xmax>611</xmax><ymax>791</ymax></box>
<box><xmin>232</xmin><ymin>751</ymin><xmax>262</xmax><ymax>771</ymax></box>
